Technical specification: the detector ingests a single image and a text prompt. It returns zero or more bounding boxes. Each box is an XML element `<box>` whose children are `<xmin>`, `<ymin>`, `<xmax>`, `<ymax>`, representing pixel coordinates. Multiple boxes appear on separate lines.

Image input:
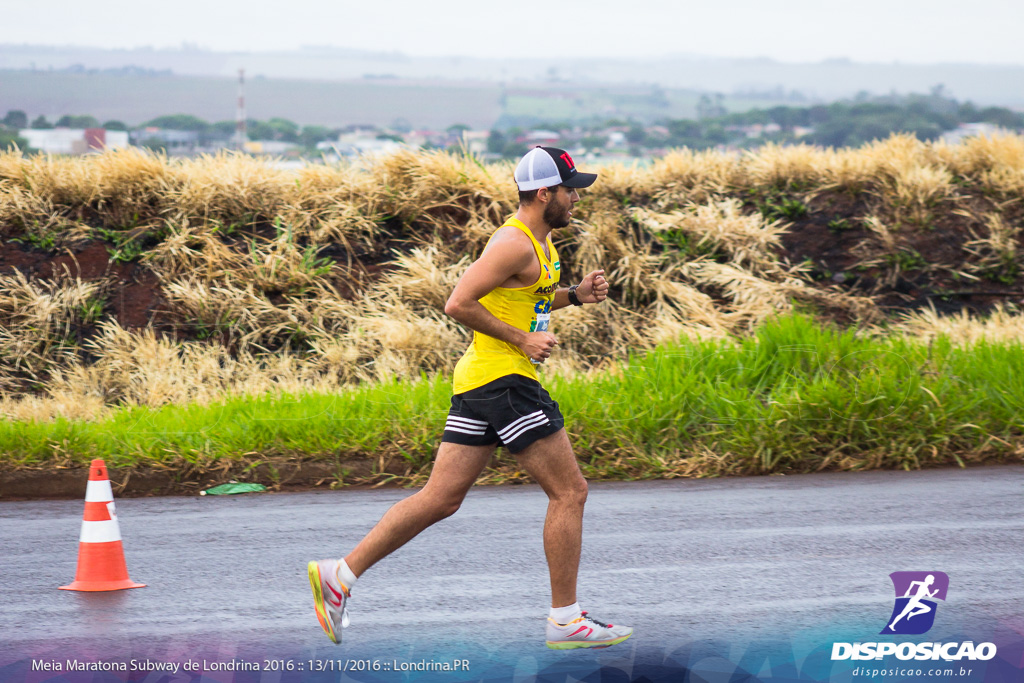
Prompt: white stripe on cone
<box><xmin>80</xmin><ymin>519</ymin><xmax>123</xmax><ymax>544</ymax></box>
<box><xmin>85</xmin><ymin>479</ymin><xmax>114</xmax><ymax>502</ymax></box>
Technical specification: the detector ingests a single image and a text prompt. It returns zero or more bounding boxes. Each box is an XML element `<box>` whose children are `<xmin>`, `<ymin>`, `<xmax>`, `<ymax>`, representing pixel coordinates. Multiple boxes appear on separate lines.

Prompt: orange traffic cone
<box><xmin>60</xmin><ymin>459</ymin><xmax>145</xmax><ymax>592</ymax></box>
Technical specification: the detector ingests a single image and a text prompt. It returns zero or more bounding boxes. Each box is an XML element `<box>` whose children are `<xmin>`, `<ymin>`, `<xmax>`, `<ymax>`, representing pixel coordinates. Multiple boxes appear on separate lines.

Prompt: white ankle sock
<box><xmin>550</xmin><ymin>602</ymin><xmax>582</xmax><ymax>624</ymax></box>
<box><xmin>336</xmin><ymin>559</ymin><xmax>358</xmax><ymax>592</ymax></box>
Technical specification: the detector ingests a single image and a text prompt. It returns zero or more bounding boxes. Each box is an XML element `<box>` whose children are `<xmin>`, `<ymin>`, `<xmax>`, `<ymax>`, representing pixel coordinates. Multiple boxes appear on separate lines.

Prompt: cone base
<box><xmin>59</xmin><ymin>579</ymin><xmax>146</xmax><ymax>592</ymax></box>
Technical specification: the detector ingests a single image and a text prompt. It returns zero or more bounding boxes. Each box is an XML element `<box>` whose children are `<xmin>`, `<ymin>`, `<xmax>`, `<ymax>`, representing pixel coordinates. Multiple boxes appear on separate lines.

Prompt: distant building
<box><xmin>460</xmin><ymin>130</ymin><xmax>489</xmax><ymax>155</ymax></box>
<box><xmin>129</xmin><ymin>127</ymin><xmax>201</xmax><ymax>152</ymax></box>
<box><xmin>19</xmin><ymin>128</ymin><xmax>129</xmax><ymax>154</ymax></box>
<box><xmin>940</xmin><ymin>122</ymin><xmax>1011</xmax><ymax>144</ymax></box>
<box><xmin>403</xmin><ymin>130</ymin><xmax>435</xmax><ymax>148</ymax></box>
<box><xmin>316</xmin><ymin>133</ymin><xmax>405</xmax><ymax>158</ymax></box>
<box><xmin>241</xmin><ymin>140</ymin><xmax>300</xmax><ymax>156</ymax></box>
<box><xmin>605</xmin><ymin>131</ymin><xmax>627</xmax><ymax>148</ymax></box>
<box><xmin>524</xmin><ymin>129</ymin><xmax>560</xmax><ymax>145</ymax></box>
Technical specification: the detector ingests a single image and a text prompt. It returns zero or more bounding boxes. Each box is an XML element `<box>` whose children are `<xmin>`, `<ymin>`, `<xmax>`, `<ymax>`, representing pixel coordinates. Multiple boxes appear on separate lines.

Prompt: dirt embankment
<box><xmin>0</xmin><ymin>456</ymin><xmax>422</xmax><ymax>500</ymax></box>
<box><xmin>3</xmin><ymin>142</ymin><xmax>1024</xmax><ymax>497</ymax></box>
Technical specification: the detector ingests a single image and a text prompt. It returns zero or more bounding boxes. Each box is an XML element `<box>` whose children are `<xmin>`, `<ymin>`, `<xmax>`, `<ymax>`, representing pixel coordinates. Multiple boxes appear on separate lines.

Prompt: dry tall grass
<box><xmin>890</xmin><ymin>305</ymin><xmax>1024</xmax><ymax>345</ymax></box>
<box><xmin>2</xmin><ymin>135</ymin><xmax>1023</xmax><ymax>421</ymax></box>
<box><xmin>0</xmin><ymin>270</ymin><xmax>107</xmax><ymax>389</ymax></box>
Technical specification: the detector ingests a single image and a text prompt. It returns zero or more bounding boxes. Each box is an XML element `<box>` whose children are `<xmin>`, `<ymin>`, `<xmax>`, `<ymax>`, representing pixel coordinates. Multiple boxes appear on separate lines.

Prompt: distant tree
<box><xmin>102</xmin><ymin>120</ymin><xmax>128</xmax><ymax>131</ymax></box>
<box><xmin>720</xmin><ymin>107</ymin><xmax>762</xmax><ymax>126</ymax></box>
<box><xmin>702</xmin><ymin>123</ymin><xmax>729</xmax><ymax>145</ymax></box>
<box><xmin>487</xmin><ymin>129</ymin><xmax>507</xmax><ymax>154</ymax></box>
<box><xmin>246</xmin><ymin>120</ymin><xmax>274</xmax><ymax>141</ymax></box>
<box><xmin>958</xmin><ymin>101</ymin><xmax>981</xmax><ymax>122</ymax></box>
<box><xmin>541</xmin><ymin>120</ymin><xmax>573</xmax><ymax>132</ymax></box>
<box><xmin>447</xmin><ymin>123</ymin><xmax>471</xmax><ymax>135</ymax></box>
<box><xmin>142</xmin><ymin>114</ymin><xmax>210</xmax><ymax>132</ymax></box>
<box><xmin>501</xmin><ymin>140</ymin><xmax>528</xmax><ymax>159</ymax></box>
<box><xmin>3</xmin><ymin>110</ymin><xmax>28</xmax><ymax>129</ymax></box>
<box><xmin>978</xmin><ymin>107</ymin><xmax>1024</xmax><ymax>129</ymax></box>
<box><xmin>696</xmin><ymin>94</ymin><xmax>727</xmax><ymax>120</ymax></box>
<box><xmin>139</xmin><ymin>137</ymin><xmax>167</xmax><ymax>153</ymax></box>
<box><xmin>765</xmin><ymin>106</ymin><xmax>807</xmax><ymax>129</ymax></box>
<box><xmin>56</xmin><ymin>114</ymin><xmax>100</xmax><ymax>128</ymax></box>
<box><xmin>807</xmin><ymin>105</ymin><xmax>830</xmax><ymax>125</ymax></box>
<box><xmin>299</xmin><ymin>125</ymin><xmax>333</xmax><ymax>147</ymax></box>
<box><xmin>31</xmin><ymin>115</ymin><xmax>54</xmax><ymax>129</ymax></box>
<box><xmin>666</xmin><ymin>119</ymin><xmax>701</xmax><ymax>140</ymax></box>
<box><xmin>211</xmin><ymin>121</ymin><xmax>238</xmax><ymax>138</ymax></box>
<box><xmin>917</xmin><ymin>89</ymin><xmax>958</xmax><ymax>116</ymax></box>
<box><xmin>497</xmin><ymin>127</ymin><xmax>528</xmax><ymax>159</ymax></box>
<box><xmin>0</xmin><ymin>129</ymin><xmax>28</xmax><ymax>151</ymax></box>
<box><xmin>267</xmin><ymin>117</ymin><xmax>300</xmax><ymax>142</ymax></box>
<box><xmin>626</xmin><ymin>124</ymin><xmax>646</xmax><ymax>145</ymax></box>
<box><xmin>581</xmin><ymin>135</ymin><xmax>606</xmax><ymax>151</ymax></box>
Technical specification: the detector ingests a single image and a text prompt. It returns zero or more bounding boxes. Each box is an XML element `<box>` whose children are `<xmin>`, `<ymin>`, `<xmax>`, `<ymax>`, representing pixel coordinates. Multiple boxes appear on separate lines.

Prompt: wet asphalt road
<box><xmin>1</xmin><ymin>465</ymin><xmax>1022</xmax><ymax>678</ymax></box>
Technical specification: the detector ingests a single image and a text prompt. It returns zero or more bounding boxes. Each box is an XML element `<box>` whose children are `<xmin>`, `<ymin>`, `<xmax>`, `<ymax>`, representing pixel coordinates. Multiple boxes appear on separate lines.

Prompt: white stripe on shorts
<box><xmin>502</xmin><ymin>414</ymin><xmax>550</xmax><ymax>444</ymax></box>
<box><xmin>497</xmin><ymin>410</ymin><xmax>545</xmax><ymax>440</ymax></box>
<box><xmin>445</xmin><ymin>417</ymin><xmax>488</xmax><ymax>435</ymax></box>
<box><xmin>444</xmin><ymin>426</ymin><xmax>489</xmax><ymax>436</ymax></box>
<box><xmin>446</xmin><ymin>416</ymin><xmax>488</xmax><ymax>429</ymax></box>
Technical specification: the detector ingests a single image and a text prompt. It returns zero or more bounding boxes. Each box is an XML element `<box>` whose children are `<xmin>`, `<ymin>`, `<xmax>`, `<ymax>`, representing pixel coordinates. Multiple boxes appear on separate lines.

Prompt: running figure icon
<box><xmin>888</xmin><ymin>574</ymin><xmax>938</xmax><ymax>631</ymax></box>
<box><xmin>881</xmin><ymin>571</ymin><xmax>949</xmax><ymax>635</ymax></box>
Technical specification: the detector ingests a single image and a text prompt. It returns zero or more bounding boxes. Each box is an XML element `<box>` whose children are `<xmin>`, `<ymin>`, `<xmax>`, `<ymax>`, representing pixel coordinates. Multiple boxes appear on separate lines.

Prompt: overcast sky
<box><xmin>2</xmin><ymin>0</ymin><xmax>1022</xmax><ymax>65</ymax></box>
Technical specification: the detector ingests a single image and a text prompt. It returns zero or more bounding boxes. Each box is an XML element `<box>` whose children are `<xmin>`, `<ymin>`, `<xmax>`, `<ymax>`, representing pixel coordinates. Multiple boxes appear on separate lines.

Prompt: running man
<box><xmin>888</xmin><ymin>574</ymin><xmax>939</xmax><ymax>631</ymax></box>
<box><xmin>308</xmin><ymin>147</ymin><xmax>633</xmax><ymax>650</ymax></box>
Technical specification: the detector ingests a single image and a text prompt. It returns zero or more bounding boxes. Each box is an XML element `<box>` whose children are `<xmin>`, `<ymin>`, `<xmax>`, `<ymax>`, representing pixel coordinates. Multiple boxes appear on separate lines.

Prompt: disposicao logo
<box><xmin>882</xmin><ymin>571</ymin><xmax>949</xmax><ymax>635</ymax></box>
<box><xmin>831</xmin><ymin>571</ymin><xmax>997</xmax><ymax>663</ymax></box>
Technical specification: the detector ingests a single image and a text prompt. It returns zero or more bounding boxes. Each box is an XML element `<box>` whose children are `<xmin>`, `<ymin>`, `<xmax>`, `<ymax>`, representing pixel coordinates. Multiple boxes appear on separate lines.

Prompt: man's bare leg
<box><xmin>344</xmin><ymin>442</ymin><xmax>494</xmax><ymax>576</ymax></box>
<box><xmin>514</xmin><ymin>429</ymin><xmax>588</xmax><ymax>608</ymax></box>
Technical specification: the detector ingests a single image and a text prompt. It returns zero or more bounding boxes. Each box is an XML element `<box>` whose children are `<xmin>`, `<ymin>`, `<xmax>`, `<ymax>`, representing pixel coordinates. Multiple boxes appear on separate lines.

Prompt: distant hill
<box><xmin>2</xmin><ymin>44</ymin><xmax>1023</xmax><ymax>109</ymax></box>
<box><xmin>0</xmin><ymin>70</ymin><xmax>799</xmax><ymax>130</ymax></box>
<box><xmin>0</xmin><ymin>70</ymin><xmax>503</xmax><ymax>129</ymax></box>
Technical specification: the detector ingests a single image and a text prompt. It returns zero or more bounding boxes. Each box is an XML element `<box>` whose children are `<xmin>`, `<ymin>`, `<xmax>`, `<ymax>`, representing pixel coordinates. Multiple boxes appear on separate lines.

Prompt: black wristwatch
<box><xmin>567</xmin><ymin>284</ymin><xmax>583</xmax><ymax>306</ymax></box>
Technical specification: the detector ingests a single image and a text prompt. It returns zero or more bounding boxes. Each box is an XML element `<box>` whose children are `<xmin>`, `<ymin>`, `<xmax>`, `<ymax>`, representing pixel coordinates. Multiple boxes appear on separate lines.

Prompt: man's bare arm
<box><xmin>551</xmin><ymin>269</ymin><xmax>610</xmax><ymax>310</ymax></box>
<box><xmin>444</xmin><ymin>232</ymin><xmax>558</xmax><ymax>362</ymax></box>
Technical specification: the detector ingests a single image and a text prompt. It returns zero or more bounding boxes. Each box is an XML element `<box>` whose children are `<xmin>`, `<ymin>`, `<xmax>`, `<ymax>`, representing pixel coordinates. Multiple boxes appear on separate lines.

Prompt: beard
<box><xmin>543</xmin><ymin>194</ymin><xmax>572</xmax><ymax>229</ymax></box>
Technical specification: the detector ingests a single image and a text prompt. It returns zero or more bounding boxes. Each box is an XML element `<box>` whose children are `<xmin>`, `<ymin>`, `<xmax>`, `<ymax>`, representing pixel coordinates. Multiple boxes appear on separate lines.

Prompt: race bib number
<box><xmin>530</xmin><ymin>313</ymin><xmax>551</xmax><ymax>365</ymax></box>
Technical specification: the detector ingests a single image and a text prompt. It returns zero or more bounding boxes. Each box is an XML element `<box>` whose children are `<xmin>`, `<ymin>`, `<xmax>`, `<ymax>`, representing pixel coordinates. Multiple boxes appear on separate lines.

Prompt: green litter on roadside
<box><xmin>200</xmin><ymin>482</ymin><xmax>268</xmax><ymax>496</ymax></box>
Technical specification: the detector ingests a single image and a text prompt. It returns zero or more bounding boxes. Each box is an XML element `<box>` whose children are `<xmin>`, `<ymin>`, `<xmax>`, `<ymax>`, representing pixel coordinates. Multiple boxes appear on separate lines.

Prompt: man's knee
<box><xmin>420</xmin><ymin>487</ymin><xmax>466</xmax><ymax>521</ymax></box>
<box><xmin>437</xmin><ymin>496</ymin><xmax>463</xmax><ymax>520</ymax></box>
<box><xmin>558</xmin><ymin>476</ymin><xmax>588</xmax><ymax>507</ymax></box>
<box><xmin>574</xmin><ymin>478</ymin><xmax>589</xmax><ymax>506</ymax></box>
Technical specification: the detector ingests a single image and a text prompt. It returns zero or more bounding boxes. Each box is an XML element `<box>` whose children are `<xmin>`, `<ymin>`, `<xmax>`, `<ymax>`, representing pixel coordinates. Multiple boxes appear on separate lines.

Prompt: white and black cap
<box><xmin>514</xmin><ymin>146</ymin><xmax>598</xmax><ymax>191</ymax></box>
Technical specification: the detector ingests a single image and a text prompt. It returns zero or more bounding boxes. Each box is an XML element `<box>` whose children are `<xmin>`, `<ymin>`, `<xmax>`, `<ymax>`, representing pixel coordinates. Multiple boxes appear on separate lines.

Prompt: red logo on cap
<box><xmin>560</xmin><ymin>152</ymin><xmax>576</xmax><ymax>170</ymax></box>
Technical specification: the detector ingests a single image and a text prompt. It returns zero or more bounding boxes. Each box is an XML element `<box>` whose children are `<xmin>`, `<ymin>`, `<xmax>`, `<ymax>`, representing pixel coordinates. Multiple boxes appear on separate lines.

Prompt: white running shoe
<box><xmin>307</xmin><ymin>560</ymin><xmax>351</xmax><ymax>644</ymax></box>
<box><xmin>546</xmin><ymin>611</ymin><xmax>633</xmax><ymax>649</ymax></box>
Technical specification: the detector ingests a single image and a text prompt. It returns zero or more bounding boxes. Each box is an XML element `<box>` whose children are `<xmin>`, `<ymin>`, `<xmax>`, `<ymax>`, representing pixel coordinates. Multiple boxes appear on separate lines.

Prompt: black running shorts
<box><xmin>441</xmin><ymin>374</ymin><xmax>564</xmax><ymax>453</ymax></box>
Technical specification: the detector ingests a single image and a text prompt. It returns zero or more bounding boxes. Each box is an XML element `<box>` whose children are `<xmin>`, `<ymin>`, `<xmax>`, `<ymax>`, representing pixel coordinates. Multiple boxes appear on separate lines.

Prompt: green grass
<box><xmin>3</xmin><ymin>315</ymin><xmax>1022</xmax><ymax>480</ymax></box>
<box><xmin>0</xmin><ymin>374</ymin><xmax>451</xmax><ymax>469</ymax></box>
<box><xmin>561</xmin><ymin>315</ymin><xmax>1024</xmax><ymax>476</ymax></box>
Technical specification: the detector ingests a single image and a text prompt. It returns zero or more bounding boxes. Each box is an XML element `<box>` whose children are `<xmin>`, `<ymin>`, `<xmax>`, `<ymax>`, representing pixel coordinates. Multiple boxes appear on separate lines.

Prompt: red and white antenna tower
<box><xmin>234</xmin><ymin>68</ymin><xmax>247</xmax><ymax>151</ymax></box>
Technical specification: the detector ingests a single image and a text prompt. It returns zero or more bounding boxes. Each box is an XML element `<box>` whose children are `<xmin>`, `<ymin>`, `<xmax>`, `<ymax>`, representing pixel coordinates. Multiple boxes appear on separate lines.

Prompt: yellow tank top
<box><xmin>452</xmin><ymin>217</ymin><xmax>561</xmax><ymax>394</ymax></box>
